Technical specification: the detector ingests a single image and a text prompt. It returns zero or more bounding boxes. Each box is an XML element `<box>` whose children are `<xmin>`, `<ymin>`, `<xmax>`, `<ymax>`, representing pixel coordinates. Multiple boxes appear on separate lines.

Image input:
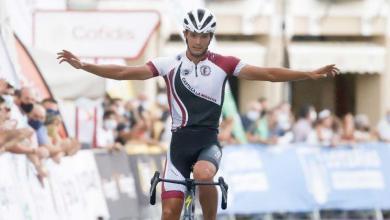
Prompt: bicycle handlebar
<box><xmin>149</xmin><ymin>171</ymin><xmax>229</xmax><ymax>210</ymax></box>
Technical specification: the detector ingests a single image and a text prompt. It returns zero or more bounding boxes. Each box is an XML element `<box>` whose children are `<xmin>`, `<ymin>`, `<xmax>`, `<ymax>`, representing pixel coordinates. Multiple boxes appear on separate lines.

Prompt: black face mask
<box><xmin>28</xmin><ymin>119</ymin><xmax>43</xmax><ymax>130</ymax></box>
<box><xmin>21</xmin><ymin>103</ymin><xmax>33</xmax><ymax>113</ymax></box>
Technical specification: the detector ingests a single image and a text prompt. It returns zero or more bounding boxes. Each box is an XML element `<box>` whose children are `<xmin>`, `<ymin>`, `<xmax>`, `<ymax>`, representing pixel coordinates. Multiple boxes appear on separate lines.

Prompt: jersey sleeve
<box><xmin>146</xmin><ymin>57</ymin><xmax>175</xmax><ymax>77</ymax></box>
<box><xmin>209</xmin><ymin>53</ymin><xmax>246</xmax><ymax>77</ymax></box>
<box><xmin>232</xmin><ymin>60</ymin><xmax>246</xmax><ymax>77</ymax></box>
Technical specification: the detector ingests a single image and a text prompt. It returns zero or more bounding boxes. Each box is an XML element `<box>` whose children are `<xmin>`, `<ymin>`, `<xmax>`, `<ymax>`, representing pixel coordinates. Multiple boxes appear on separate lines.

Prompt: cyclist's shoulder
<box><xmin>207</xmin><ymin>51</ymin><xmax>240</xmax><ymax>61</ymax></box>
<box><xmin>148</xmin><ymin>52</ymin><xmax>184</xmax><ymax>69</ymax></box>
<box><xmin>206</xmin><ymin>51</ymin><xmax>241</xmax><ymax>74</ymax></box>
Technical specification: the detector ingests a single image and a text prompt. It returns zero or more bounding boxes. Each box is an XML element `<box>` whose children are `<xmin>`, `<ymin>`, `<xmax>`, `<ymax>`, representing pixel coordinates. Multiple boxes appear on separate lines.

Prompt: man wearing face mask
<box><xmin>292</xmin><ymin>104</ymin><xmax>317</xmax><ymax>143</ymax></box>
<box><xmin>0</xmin><ymin>84</ymin><xmax>49</xmax><ymax>158</ymax></box>
<box><xmin>241</xmin><ymin>101</ymin><xmax>261</xmax><ymax>132</ymax></box>
<box><xmin>13</xmin><ymin>87</ymin><xmax>36</xmax><ymax>126</ymax></box>
<box><xmin>377</xmin><ymin>110</ymin><xmax>390</xmax><ymax>143</ymax></box>
<box><xmin>28</xmin><ymin>104</ymin><xmax>51</xmax><ymax>148</ymax></box>
<box><xmin>97</xmin><ymin>110</ymin><xmax>118</xmax><ymax>148</ymax></box>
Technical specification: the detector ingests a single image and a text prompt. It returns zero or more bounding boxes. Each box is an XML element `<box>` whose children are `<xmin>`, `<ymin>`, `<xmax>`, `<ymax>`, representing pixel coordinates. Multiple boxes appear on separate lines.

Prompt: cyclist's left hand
<box><xmin>309</xmin><ymin>64</ymin><xmax>340</xmax><ymax>80</ymax></box>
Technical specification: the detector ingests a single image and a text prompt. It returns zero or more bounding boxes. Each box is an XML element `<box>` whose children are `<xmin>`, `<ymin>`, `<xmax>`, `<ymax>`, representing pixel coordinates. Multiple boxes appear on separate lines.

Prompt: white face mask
<box><xmin>247</xmin><ymin>110</ymin><xmax>259</xmax><ymax>121</ymax></box>
<box><xmin>117</xmin><ymin>106</ymin><xmax>126</xmax><ymax>116</ymax></box>
<box><xmin>309</xmin><ymin>111</ymin><xmax>317</xmax><ymax>121</ymax></box>
<box><xmin>104</xmin><ymin>119</ymin><xmax>117</xmax><ymax>130</ymax></box>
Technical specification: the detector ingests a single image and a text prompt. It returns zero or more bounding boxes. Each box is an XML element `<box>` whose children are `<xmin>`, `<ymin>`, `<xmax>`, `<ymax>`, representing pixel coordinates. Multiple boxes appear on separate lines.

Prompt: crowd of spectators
<box><xmin>4</xmin><ymin>76</ymin><xmax>388</xmax><ymax>177</ymax></box>
<box><xmin>239</xmin><ymin>97</ymin><xmax>390</xmax><ymax>147</ymax></box>
<box><xmin>97</xmin><ymin>93</ymin><xmax>390</xmax><ymax>149</ymax></box>
<box><xmin>0</xmin><ymin>78</ymin><xmax>80</xmax><ymax>186</ymax></box>
<box><xmin>96</xmin><ymin>92</ymin><xmax>171</xmax><ymax>150</ymax></box>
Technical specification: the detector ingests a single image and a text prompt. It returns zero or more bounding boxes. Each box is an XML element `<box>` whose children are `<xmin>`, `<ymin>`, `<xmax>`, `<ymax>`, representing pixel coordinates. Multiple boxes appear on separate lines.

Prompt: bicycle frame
<box><xmin>149</xmin><ymin>171</ymin><xmax>228</xmax><ymax>220</ymax></box>
<box><xmin>183</xmin><ymin>180</ymin><xmax>196</xmax><ymax>220</ymax></box>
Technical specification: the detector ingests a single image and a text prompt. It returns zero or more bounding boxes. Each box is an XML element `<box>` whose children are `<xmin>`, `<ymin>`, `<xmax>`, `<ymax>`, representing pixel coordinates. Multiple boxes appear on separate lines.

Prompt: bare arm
<box><xmin>57</xmin><ymin>50</ymin><xmax>155</xmax><ymax>80</ymax></box>
<box><xmin>238</xmin><ymin>64</ymin><xmax>339</xmax><ymax>82</ymax></box>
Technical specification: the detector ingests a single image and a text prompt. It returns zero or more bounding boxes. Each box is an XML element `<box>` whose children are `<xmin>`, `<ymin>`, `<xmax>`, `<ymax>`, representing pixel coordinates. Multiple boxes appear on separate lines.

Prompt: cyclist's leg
<box><xmin>193</xmin><ymin>144</ymin><xmax>222</xmax><ymax>220</ymax></box>
<box><xmin>161</xmin><ymin>198</ymin><xmax>183</xmax><ymax>220</ymax></box>
<box><xmin>161</xmin><ymin>145</ymin><xmax>194</xmax><ymax>220</ymax></box>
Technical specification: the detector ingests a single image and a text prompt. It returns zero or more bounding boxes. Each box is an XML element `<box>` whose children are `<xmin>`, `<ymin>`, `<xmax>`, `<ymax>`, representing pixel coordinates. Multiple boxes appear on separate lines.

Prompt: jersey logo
<box><xmin>200</xmin><ymin>65</ymin><xmax>211</xmax><ymax>76</ymax></box>
<box><xmin>182</xmin><ymin>69</ymin><xmax>191</xmax><ymax>76</ymax></box>
<box><xmin>185</xmin><ymin>195</ymin><xmax>192</xmax><ymax>209</ymax></box>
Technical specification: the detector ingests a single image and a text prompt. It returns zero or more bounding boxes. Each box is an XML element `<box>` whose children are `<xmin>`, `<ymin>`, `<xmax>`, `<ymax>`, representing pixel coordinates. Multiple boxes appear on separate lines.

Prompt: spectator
<box><xmin>269</xmin><ymin>107</ymin><xmax>294</xmax><ymax>144</ymax></box>
<box><xmin>276</xmin><ymin>102</ymin><xmax>294</xmax><ymax>133</ymax></box>
<box><xmin>340</xmin><ymin>113</ymin><xmax>356</xmax><ymax>144</ymax></box>
<box><xmin>218</xmin><ymin>116</ymin><xmax>239</xmax><ymax>145</ymax></box>
<box><xmin>111</xmin><ymin>98</ymin><xmax>126</xmax><ymax>116</ymax></box>
<box><xmin>15</xmin><ymin>87</ymin><xmax>36</xmax><ymax>115</ymax></box>
<box><xmin>28</xmin><ymin>104</ymin><xmax>50</xmax><ymax>147</ymax></box>
<box><xmin>151</xmin><ymin>93</ymin><xmax>171</xmax><ymax>143</ymax></box>
<box><xmin>0</xmin><ymin>96</ymin><xmax>33</xmax><ymax>152</ymax></box>
<box><xmin>307</xmin><ymin>109</ymin><xmax>339</xmax><ymax>146</ymax></box>
<box><xmin>42</xmin><ymin>98</ymin><xmax>60</xmax><ymax>114</ymax></box>
<box><xmin>97</xmin><ymin>110</ymin><xmax>118</xmax><ymax>148</ymax></box>
<box><xmin>5</xmin><ymin>87</ymin><xmax>49</xmax><ymax>159</ymax></box>
<box><xmin>241</xmin><ymin>101</ymin><xmax>261</xmax><ymax>132</ymax></box>
<box><xmin>246</xmin><ymin>109</ymin><xmax>276</xmax><ymax>145</ymax></box>
<box><xmin>377</xmin><ymin>110</ymin><xmax>390</xmax><ymax>142</ymax></box>
<box><xmin>258</xmin><ymin>97</ymin><xmax>269</xmax><ymax>118</ymax></box>
<box><xmin>354</xmin><ymin>114</ymin><xmax>375</xmax><ymax>142</ymax></box>
<box><xmin>293</xmin><ymin>104</ymin><xmax>316</xmax><ymax>142</ymax></box>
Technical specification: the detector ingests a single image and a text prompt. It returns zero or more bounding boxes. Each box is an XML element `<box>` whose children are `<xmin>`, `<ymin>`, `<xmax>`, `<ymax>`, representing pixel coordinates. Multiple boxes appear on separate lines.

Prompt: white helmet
<box><xmin>183</xmin><ymin>8</ymin><xmax>216</xmax><ymax>34</ymax></box>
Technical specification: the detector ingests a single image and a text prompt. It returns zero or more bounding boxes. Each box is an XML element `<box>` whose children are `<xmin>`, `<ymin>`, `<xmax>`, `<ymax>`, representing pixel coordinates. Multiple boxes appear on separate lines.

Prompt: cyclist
<box><xmin>57</xmin><ymin>8</ymin><xmax>339</xmax><ymax>220</ymax></box>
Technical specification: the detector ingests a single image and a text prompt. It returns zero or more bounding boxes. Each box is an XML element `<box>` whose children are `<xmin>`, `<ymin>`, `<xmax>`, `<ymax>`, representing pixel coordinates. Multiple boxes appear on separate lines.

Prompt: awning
<box><xmin>289</xmin><ymin>42</ymin><xmax>386</xmax><ymax>74</ymax></box>
<box><xmin>163</xmin><ymin>41</ymin><xmax>266</xmax><ymax>66</ymax></box>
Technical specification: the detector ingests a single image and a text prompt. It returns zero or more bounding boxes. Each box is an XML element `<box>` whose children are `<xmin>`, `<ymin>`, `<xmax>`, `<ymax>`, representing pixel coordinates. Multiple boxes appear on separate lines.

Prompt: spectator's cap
<box><xmin>318</xmin><ymin>109</ymin><xmax>331</xmax><ymax>120</ymax></box>
<box><xmin>0</xmin><ymin>78</ymin><xmax>15</xmax><ymax>89</ymax></box>
<box><xmin>355</xmin><ymin>114</ymin><xmax>369</xmax><ymax>127</ymax></box>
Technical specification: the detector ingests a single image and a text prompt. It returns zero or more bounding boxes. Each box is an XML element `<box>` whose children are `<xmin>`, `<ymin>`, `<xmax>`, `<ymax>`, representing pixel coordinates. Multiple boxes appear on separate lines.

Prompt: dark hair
<box><xmin>14</xmin><ymin>89</ymin><xmax>21</xmax><ymax>98</ymax></box>
<box><xmin>0</xmin><ymin>96</ymin><xmax>4</xmax><ymax>104</ymax></box>
<box><xmin>42</xmin><ymin>98</ymin><xmax>58</xmax><ymax>104</ymax></box>
<box><xmin>103</xmin><ymin>110</ymin><xmax>116</xmax><ymax>120</ymax></box>
<box><xmin>298</xmin><ymin>104</ymin><xmax>312</xmax><ymax>119</ymax></box>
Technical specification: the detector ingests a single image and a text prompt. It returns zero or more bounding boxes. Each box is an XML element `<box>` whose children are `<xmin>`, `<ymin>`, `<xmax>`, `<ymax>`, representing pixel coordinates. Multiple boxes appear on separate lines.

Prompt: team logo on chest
<box><xmin>181</xmin><ymin>69</ymin><xmax>191</xmax><ymax>76</ymax></box>
<box><xmin>200</xmin><ymin>65</ymin><xmax>211</xmax><ymax>76</ymax></box>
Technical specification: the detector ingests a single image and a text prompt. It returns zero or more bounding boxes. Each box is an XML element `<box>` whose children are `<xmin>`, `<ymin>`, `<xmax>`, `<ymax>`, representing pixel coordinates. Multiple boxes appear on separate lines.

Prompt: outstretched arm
<box><xmin>237</xmin><ymin>64</ymin><xmax>339</xmax><ymax>82</ymax></box>
<box><xmin>57</xmin><ymin>50</ymin><xmax>155</xmax><ymax>80</ymax></box>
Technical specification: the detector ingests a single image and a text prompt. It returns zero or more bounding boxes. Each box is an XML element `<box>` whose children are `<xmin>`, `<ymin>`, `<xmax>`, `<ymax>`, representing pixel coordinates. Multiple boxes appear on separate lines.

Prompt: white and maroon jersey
<box><xmin>147</xmin><ymin>51</ymin><xmax>246</xmax><ymax>130</ymax></box>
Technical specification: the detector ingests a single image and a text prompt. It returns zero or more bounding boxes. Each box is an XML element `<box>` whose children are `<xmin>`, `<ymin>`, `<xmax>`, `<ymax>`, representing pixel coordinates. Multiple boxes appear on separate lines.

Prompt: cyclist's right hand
<box><xmin>57</xmin><ymin>50</ymin><xmax>83</xmax><ymax>69</ymax></box>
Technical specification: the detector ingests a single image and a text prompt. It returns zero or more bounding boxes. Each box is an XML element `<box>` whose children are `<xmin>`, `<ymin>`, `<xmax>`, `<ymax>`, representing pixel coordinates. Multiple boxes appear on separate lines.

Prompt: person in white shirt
<box><xmin>377</xmin><ymin>110</ymin><xmax>390</xmax><ymax>142</ymax></box>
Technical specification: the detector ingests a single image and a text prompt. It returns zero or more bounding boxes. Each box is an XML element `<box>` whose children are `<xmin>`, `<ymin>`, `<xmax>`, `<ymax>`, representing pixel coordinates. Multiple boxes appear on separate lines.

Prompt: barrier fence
<box><xmin>1</xmin><ymin>143</ymin><xmax>390</xmax><ymax>220</ymax></box>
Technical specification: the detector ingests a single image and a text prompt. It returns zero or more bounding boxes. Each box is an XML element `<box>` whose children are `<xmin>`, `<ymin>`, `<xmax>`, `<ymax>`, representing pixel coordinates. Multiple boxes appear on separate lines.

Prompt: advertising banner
<box><xmin>218</xmin><ymin>143</ymin><xmax>390</xmax><ymax>214</ymax></box>
<box><xmin>94</xmin><ymin>151</ymin><xmax>139</xmax><ymax>220</ymax></box>
<box><xmin>33</xmin><ymin>11</ymin><xmax>160</xmax><ymax>58</ymax></box>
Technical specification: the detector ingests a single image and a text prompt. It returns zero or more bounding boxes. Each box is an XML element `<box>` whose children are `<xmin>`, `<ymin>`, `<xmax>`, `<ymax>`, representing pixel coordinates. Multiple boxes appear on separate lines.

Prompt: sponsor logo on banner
<box><xmin>33</xmin><ymin>11</ymin><xmax>160</xmax><ymax>58</ymax></box>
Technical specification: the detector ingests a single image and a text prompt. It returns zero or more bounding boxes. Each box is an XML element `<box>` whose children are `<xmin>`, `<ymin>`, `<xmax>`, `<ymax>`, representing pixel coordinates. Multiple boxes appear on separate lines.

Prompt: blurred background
<box><xmin>0</xmin><ymin>0</ymin><xmax>390</xmax><ymax>219</ymax></box>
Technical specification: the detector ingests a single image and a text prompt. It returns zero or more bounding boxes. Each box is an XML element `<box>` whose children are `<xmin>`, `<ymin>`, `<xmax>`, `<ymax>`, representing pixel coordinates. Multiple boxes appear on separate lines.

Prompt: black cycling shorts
<box><xmin>161</xmin><ymin>126</ymin><xmax>222</xmax><ymax>200</ymax></box>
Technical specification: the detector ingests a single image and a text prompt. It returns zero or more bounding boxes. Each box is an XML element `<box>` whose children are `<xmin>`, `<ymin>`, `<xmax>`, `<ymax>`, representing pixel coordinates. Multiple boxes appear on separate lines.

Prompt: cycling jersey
<box><xmin>147</xmin><ymin>51</ymin><xmax>245</xmax><ymax>199</ymax></box>
<box><xmin>147</xmin><ymin>51</ymin><xmax>245</xmax><ymax>130</ymax></box>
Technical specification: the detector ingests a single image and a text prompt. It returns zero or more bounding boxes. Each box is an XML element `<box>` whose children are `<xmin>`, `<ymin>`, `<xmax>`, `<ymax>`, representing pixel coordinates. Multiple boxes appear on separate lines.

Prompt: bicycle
<box><xmin>149</xmin><ymin>171</ymin><xmax>228</xmax><ymax>220</ymax></box>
